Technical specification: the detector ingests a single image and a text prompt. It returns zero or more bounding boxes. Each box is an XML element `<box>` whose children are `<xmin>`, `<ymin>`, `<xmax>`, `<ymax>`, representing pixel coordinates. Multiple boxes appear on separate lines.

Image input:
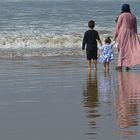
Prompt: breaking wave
<box><xmin>0</xmin><ymin>33</ymin><xmax>84</xmax><ymax>57</ymax></box>
<box><xmin>0</xmin><ymin>31</ymin><xmax>117</xmax><ymax>57</ymax></box>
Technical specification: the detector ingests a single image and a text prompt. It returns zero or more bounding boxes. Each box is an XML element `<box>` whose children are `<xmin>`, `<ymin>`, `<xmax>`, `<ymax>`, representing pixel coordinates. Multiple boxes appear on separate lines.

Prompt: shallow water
<box><xmin>0</xmin><ymin>0</ymin><xmax>140</xmax><ymax>57</ymax></box>
<box><xmin>0</xmin><ymin>56</ymin><xmax>140</xmax><ymax>140</ymax></box>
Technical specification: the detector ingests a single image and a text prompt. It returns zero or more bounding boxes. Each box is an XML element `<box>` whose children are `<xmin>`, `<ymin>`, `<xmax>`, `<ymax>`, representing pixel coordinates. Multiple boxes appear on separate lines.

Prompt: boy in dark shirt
<box><xmin>82</xmin><ymin>20</ymin><xmax>102</xmax><ymax>70</ymax></box>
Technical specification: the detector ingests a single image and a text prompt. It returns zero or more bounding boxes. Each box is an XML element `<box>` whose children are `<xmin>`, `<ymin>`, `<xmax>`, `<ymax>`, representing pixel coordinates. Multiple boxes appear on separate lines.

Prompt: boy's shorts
<box><xmin>86</xmin><ymin>50</ymin><xmax>98</xmax><ymax>60</ymax></box>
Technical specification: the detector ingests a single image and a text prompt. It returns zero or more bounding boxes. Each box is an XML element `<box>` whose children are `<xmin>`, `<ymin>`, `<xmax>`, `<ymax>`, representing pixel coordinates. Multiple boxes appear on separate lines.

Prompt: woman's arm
<box><xmin>114</xmin><ymin>14</ymin><xmax>123</xmax><ymax>40</ymax></box>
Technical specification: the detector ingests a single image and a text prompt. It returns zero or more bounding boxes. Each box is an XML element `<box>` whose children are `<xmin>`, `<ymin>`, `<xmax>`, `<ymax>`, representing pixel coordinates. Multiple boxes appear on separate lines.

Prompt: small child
<box><xmin>99</xmin><ymin>37</ymin><xmax>114</xmax><ymax>70</ymax></box>
<box><xmin>82</xmin><ymin>20</ymin><xmax>102</xmax><ymax>71</ymax></box>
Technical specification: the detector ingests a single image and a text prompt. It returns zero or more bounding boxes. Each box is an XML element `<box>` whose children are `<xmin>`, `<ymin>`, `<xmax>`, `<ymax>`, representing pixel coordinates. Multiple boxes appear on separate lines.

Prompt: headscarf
<box><xmin>121</xmin><ymin>4</ymin><xmax>130</xmax><ymax>13</ymax></box>
<box><xmin>116</xmin><ymin>4</ymin><xmax>131</xmax><ymax>23</ymax></box>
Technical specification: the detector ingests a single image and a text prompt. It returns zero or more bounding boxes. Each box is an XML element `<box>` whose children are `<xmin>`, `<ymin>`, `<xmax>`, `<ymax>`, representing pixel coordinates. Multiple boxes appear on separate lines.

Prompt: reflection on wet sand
<box><xmin>116</xmin><ymin>72</ymin><xmax>140</xmax><ymax>137</ymax></box>
<box><xmin>83</xmin><ymin>70</ymin><xmax>115</xmax><ymax>138</ymax></box>
<box><xmin>83</xmin><ymin>71</ymin><xmax>99</xmax><ymax>109</ymax></box>
<box><xmin>83</xmin><ymin>70</ymin><xmax>99</xmax><ymax>138</ymax></box>
<box><xmin>98</xmin><ymin>70</ymin><xmax>114</xmax><ymax>103</ymax></box>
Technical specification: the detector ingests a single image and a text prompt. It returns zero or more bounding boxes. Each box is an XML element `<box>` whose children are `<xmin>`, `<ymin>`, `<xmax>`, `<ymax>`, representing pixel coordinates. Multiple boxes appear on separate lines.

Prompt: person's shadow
<box><xmin>116</xmin><ymin>72</ymin><xmax>140</xmax><ymax>136</ymax></box>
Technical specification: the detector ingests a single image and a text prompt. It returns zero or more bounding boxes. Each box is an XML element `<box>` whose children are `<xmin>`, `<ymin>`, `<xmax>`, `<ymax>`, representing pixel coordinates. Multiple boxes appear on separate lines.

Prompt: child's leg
<box><xmin>87</xmin><ymin>60</ymin><xmax>91</xmax><ymax>70</ymax></box>
<box><xmin>103</xmin><ymin>62</ymin><xmax>106</xmax><ymax>70</ymax></box>
<box><xmin>93</xmin><ymin>60</ymin><xmax>97</xmax><ymax>69</ymax></box>
<box><xmin>106</xmin><ymin>62</ymin><xmax>109</xmax><ymax>70</ymax></box>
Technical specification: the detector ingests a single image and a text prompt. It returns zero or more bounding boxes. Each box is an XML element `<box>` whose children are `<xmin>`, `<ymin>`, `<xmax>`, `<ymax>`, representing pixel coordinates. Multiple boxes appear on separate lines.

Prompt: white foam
<box><xmin>0</xmin><ymin>33</ymin><xmax>82</xmax><ymax>49</ymax></box>
<box><xmin>0</xmin><ymin>32</ymin><xmax>118</xmax><ymax>57</ymax></box>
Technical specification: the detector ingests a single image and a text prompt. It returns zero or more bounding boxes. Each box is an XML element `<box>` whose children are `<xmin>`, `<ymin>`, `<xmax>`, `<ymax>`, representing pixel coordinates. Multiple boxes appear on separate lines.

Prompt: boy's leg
<box><xmin>88</xmin><ymin>60</ymin><xmax>91</xmax><ymax>70</ymax></box>
<box><xmin>93</xmin><ymin>60</ymin><xmax>97</xmax><ymax>70</ymax></box>
<box><xmin>86</xmin><ymin>50</ymin><xmax>91</xmax><ymax>70</ymax></box>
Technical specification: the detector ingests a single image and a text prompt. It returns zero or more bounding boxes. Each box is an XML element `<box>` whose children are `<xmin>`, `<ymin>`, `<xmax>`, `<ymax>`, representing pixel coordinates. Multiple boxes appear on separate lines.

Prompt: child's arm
<box><xmin>110</xmin><ymin>41</ymin><xmax>118</xmax><ymax>51</ymax></box>
<box><xmin>98</xmin><ymin>40</ymin><xmax>102</xmax><ymax>46</ymax></box>
<box><xmin>112</xmin><ymin>40</ymin><xmax>116</xmax><ymax>46</ymax></box>
<box><xmin>98</xmin><ymin>39</ymin><xmax>102</xmax><ymax>46</ymax></box>
<box><xmin>82</xmin><ymin>32</ymin><xmax>87</xmax><ymax>50</ymax></box>
<box><xmin>96</xmin><ymin>31</ymin><xmax>102</xmax><ymax>48</ymax></box>
<box><xmin>111</xmin><ymin>41</ymin><xmax>119</xmax><ymax>52</ymax></box>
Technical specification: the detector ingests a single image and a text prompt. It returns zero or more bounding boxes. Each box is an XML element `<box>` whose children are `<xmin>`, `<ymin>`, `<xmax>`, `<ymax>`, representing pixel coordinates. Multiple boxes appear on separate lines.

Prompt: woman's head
<box><xmin>88</xmin><ymin>20</ymin><xmax>95</xmax><ymax>29</ymax></box>
<box><xmin>105</xmin><ymin>37</ymin><xmax>111</xmax><ymax>44</ymax></box>
<box><xmin>121</xmin><ymin>4</ymin><xmax>131</xmax><ymax>13</ymax></box>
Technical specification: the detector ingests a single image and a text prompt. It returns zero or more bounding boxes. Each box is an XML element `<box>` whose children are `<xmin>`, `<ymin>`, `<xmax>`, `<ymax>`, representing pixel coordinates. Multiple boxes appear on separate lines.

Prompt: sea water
<box><xmin>0</xmin><ymin>0</ymin><xmax>139</xmax><ymax>57</ymax></box>
<box><xmin>1</xmin><ymin>55</ymin><xmax>140</xmax><ymax>140</ymax></box>
<box><xmin>1</xmin><ymin>1</ymin><xmax>140</xmax><ymax>140</ymax></box>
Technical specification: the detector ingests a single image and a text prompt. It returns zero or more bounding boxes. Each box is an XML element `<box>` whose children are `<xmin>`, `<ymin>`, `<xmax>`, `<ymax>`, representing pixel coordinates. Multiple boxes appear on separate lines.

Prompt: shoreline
<box><xmin>0</xmin><ymin>54</ymin><xmax>140</xmax><ymax>140</ymax></box>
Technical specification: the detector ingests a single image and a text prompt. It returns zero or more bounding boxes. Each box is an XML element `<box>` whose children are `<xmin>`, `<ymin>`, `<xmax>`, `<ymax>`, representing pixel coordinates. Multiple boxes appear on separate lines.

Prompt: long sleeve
<box><xmin>82</xmin><ymin>32</ymin><xmax>87</xmax><ymax>50</ymax></box>
<box><xmin>114</xmin><ymin>15</ymin><xmax>122</xmax><ymax>39</ymax></box>
<box><xmin>133</xmin><ymin>16</ymin><xmax>137</xmax><ymax>33</ymax></box>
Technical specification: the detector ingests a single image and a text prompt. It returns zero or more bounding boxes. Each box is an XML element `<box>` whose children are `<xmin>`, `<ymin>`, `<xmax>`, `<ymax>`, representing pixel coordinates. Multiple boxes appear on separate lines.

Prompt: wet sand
<box><xmin>0</xmin><ymin>55</ymin><xmax>140</xmax><ymax>140</ymax></box>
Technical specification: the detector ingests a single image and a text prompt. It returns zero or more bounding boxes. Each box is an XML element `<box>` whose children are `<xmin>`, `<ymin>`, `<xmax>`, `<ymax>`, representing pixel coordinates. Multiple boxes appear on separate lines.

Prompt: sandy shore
<box><xmin>0</xmin><ymin>55</ymin><xmax>140</xmax><ymax>140</ymax></box>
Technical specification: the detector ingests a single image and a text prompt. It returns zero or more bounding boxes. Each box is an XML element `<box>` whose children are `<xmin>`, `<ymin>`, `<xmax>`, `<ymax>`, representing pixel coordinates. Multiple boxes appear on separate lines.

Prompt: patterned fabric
<box><xmin>99</xmin><ymin>44</ymin><xmax>114</xmax><ymax>63</ymax></box>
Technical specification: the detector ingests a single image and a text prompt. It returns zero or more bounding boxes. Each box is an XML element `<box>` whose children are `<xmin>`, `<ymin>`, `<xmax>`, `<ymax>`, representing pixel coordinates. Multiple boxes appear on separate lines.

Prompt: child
<box><xmin>99</xmin><ymin>37</ymin><xmax>114</xmax><ymax>70</ymax></box>
<box><xmin>82</xmin><ymin>20</ymin><xmax>102</xmax><ymax>71</ymax></box>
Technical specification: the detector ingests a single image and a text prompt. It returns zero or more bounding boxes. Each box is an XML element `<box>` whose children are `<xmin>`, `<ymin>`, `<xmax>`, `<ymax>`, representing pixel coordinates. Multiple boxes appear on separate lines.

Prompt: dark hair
<box><xmin>88</xmin><ymin>20</ymin><xmax>95</xmax><ymax>28</ymax></box>
<box><xmin>121</xmin><ymin>4</ymin><xmax>130</xmax><ymax>13</ymax></box>
<box><xmin>105</xmin><ymin>37</ymin><xmax>111</xmax><ymax>44</ymax></box>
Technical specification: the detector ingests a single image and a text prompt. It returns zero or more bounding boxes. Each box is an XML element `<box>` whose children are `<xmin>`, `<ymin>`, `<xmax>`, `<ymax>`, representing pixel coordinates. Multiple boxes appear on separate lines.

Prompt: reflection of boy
<box><xmin>82</xmin><ymin>20</ymin><xmax>102</xmax><ymax>71</ymax></box>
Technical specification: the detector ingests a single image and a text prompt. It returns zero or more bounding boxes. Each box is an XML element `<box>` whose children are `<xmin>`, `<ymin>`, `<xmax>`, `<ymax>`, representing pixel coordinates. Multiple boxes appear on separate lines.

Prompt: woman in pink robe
<box><xmin>114</xmin><ymin>4</ymin><xmax>140</xmax><ymax>71</ymax></box>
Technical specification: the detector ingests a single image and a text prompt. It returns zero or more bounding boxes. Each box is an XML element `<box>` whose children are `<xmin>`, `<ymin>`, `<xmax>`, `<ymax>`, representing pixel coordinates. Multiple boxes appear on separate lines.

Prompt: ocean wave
<box><xmin>0</xmin><ymin>33</ymin><xmax>82</xmax><ymax>49</ymax></box>
<box><xmin>0</xmin><ymin>33</ymin><xmax>116</xmax><ymax>57</ymax></box>
<box><xmin>0</xmin><ymin>33</ymin><xmax>84</xmax><ymax>57</ymax></box>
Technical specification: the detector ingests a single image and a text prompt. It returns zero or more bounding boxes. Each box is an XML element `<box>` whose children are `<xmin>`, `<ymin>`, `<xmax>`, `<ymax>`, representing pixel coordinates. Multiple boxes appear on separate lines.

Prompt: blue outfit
<box><xmin>99</xmin><ymin>44</ymin><xmax>114</xmax><ymax>63</ymax></box>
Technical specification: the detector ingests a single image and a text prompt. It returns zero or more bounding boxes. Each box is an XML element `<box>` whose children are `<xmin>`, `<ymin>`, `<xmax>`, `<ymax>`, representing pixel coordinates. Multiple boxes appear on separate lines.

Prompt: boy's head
<box><xmin>88</xmin><ymin>20</ymin><xmax>95</xmax><ymax>29</ymax></box>
<box><xmin>105</xmin><ymin>37</ymin><xmax>111</xmax><ymax>44</ymax></box>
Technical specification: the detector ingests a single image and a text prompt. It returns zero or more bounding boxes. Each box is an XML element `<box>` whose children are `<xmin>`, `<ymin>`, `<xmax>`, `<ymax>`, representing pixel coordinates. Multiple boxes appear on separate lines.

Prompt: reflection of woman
<box><xmin>114</xmin><ymin>4</ymin><xmax>140</xmax><ymax>71</ymax></box>
<box><xmin>116</xmin><ymin>72</ymin><xmax>140</xmax><ymax>129</ymax></box>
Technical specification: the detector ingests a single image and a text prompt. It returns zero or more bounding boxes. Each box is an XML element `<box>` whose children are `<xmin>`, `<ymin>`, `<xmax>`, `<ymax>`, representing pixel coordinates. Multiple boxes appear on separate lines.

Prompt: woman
<box><xmin>114</xmin><ymin>4</ymin><xmax>140</xmax><ymax>71</ymax></box>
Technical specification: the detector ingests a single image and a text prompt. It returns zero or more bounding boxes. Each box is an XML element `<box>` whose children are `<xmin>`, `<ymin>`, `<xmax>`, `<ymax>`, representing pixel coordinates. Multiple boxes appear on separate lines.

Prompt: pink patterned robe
<box><xmin>114</xmin><ymin>12</ymin><xmax>140</xmax><ymax>67</ymax></box>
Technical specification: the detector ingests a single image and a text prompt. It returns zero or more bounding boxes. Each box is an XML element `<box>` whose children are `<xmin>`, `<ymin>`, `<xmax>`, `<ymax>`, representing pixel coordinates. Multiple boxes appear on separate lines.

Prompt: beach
<box><xmin>0</xmin><ymin>0</ymin><xmax>140</xmax><ymax>139</ymax></box>
<box><xmin>0</xmin><ymin>55</ymin><xmax>140</xmax><ymax>140</ymax></box>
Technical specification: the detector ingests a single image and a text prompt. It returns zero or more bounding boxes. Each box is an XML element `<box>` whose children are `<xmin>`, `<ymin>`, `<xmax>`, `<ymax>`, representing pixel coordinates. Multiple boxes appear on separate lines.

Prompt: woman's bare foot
<box><xmin>118</xmin><ymin>66</ymin><xmax>122</xmax><ymax>72</ymax></box>
<box><xmin>126</xmin><ymin>67</ymin><xmax>131</xmax><ymax>72</ymax></box>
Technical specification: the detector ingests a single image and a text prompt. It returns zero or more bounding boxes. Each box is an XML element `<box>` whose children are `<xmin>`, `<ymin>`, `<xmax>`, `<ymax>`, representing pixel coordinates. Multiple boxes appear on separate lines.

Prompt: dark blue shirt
<box><xmin>82</xmin><ymin>29</ymin><xmax>100</xmax><ymax>51</ymax></box>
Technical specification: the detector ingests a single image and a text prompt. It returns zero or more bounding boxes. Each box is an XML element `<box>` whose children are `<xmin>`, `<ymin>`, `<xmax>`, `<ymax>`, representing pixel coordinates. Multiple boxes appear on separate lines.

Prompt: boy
<box><xmin>82</xmin><ymin>20</ymin><xmax>102</xmax><ymax>70</ymax></box>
